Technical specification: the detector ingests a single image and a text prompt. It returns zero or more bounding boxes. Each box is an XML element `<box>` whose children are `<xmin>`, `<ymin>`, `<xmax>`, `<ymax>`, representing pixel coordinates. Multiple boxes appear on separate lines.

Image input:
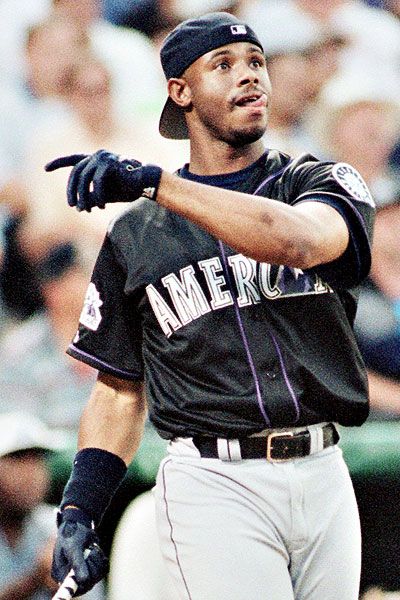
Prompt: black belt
<box><xmin>192</xmin><ymin>423</ymin><xmax>339</xmax><ymax>461</ymax></box>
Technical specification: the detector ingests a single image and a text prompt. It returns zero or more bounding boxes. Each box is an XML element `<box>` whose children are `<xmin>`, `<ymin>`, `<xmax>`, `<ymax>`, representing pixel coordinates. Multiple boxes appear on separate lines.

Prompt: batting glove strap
<box><xmin>116</xmin><ymin>160</ymin><xmax>162</xmax><ymax>200</ymax></box>
<box><xmin>60</xmin><ymin>447</ymin><xmax>127</xmax><ymax>526</ymax></box>
<box><xmin>56</xmin><ymin>507</ymin><xmax>94</xmax><ymax>529</ymax></box>
<box><xmin>141</xmin><ymin>164</ymin><xmax>163</xmax><ymax>200</ymax></box>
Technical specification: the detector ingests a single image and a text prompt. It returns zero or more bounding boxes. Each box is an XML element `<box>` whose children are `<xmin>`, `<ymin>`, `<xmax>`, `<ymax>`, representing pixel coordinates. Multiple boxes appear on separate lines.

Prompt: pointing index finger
<box><xmin>45</xmin><ymin>154</ymin><xmax>88</xmax><ymax>172</ymax></box>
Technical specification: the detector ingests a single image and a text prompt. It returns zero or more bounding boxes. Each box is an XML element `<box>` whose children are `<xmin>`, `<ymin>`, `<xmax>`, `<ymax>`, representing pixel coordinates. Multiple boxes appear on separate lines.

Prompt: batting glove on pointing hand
<box><xmin>45</xmin><ymin>149</ymin><xmax>162</xmax><ymax>212</ymax></box>
<box><xmin>52</xmin><ymin>508</ymin><xmax>108</xmax><ymax>596</ymax></box>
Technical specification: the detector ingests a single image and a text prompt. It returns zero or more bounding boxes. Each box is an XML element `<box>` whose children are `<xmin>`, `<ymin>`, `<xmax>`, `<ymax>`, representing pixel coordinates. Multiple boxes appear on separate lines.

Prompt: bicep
<box><xmin>292</xmin><ymin>200</ymin><xmax>350</xmax><ymax>266</ymax></box>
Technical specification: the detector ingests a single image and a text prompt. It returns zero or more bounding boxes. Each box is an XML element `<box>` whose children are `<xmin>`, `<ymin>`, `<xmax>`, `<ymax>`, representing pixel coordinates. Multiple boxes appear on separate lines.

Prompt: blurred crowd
<box><xmin>0</xmin><ymin>0</ymin><xmax>399</xmax><ymax>598</ymax></box>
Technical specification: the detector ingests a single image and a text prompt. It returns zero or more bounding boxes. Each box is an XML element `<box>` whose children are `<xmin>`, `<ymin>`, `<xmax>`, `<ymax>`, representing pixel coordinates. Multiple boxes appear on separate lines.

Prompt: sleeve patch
<box><xmin>79</xmin><ymin>282</ymin><xmax>103</xmax><ymax>331</ymax></box>
<box><xmin>332</xmin><ymin>163</ymin><xmax>375</xmax><ymax>207</ymax></box>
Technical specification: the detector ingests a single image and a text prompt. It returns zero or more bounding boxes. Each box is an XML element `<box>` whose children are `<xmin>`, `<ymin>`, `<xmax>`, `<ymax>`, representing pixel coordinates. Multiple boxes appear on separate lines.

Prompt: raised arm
<box><xmin>156</xmin><ymin>171</ymin><xmax>349</xmax><ymax>267</ymax></box>
<box><xmin>45</xmin><ymin>151</ymin><xmax>349</xmax><ymax>270</ymax></box>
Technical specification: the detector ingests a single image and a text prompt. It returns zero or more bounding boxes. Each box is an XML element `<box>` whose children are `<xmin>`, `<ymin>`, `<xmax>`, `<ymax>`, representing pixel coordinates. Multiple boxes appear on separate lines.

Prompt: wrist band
<box><xmin>141</xmin><ymin>164</ymin><xmax>163</xmax><ymax>200</ymax></box>
<box><xmin>60</xmin><ymin>447</ymin><xmax>127</xmax><ymax>526</ymax></box>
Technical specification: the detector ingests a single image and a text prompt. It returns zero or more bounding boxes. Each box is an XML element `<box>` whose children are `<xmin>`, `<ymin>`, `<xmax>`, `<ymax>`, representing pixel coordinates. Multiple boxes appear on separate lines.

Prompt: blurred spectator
<box><xmin>0</xmin><ymin>0</ymin><xmax>49</xmax><ymax>87</ymax></box>
<box><xmin>310</xmin><ymin>66</ymin><xmax>400</xmax><ymax>205</ymax></box>
<box><xmin>0</xmin><ymin>411</ymin><xmax>103</xmax><ymax>600</ymax></box>
<box><xmin>0</xmin><ymin>242</ymin><xmax>97</xmax><ymax>432</ymax></box>
<box><xmin>308</xmin><ymin>68</ymin><xmax>400</xmax><ymax>417</ymax></box>
<box><xmin>354</xmin><ymin>197</ymin><xmax>400</xmax><ymax>418</ymax></box>
<box><xmin>22</xmin><ymin>54</ymin><xmax>188</xmax><ymax>263</ymax></box>
<box><xmin>108</xmin><ymin>490</ymin><xmax>176</xmax><ymax>600</ymax></box>
<box><xmin>294</xmin><ymin>0</ymin><xmax>400</xmax><ymax>69</ymax></box>
<box><xmin>51</xmin><ymin>0</ymin><xmax>164</xmax><ymax>116</ymax></box>
<box><xmin>385</xmin><ymin>0</ymin><xmax>400</xmax><ymax>17</ymax></box>
<box><xmin>0</xmin><ymin>15</ymin><xmax>89</xmax><ymax>168</ymax></box>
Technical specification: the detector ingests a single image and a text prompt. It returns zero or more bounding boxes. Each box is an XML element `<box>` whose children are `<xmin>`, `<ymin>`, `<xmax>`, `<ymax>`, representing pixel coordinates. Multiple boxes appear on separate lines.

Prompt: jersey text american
<box><xmin>146</xmin><ymin>254</ymin><xmax>332</xmax><ymax>337</ymax></box>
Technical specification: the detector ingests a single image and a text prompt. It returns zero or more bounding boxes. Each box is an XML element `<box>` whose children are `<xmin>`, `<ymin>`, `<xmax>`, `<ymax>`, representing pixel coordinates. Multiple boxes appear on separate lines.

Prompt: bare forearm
<box><xmin>157</xmin><ymin>172</ymin><xmax>347</xmax><ymax>267</ymax></box>
<box><xmin>78</xmin><ymin>372</ymin><xmax>146</xmax><ymax>465</ymax></box>
<box><xmin>368</xmin><ymin>371</ymin><xmax>400</xmax><ymax>415</ymax></box>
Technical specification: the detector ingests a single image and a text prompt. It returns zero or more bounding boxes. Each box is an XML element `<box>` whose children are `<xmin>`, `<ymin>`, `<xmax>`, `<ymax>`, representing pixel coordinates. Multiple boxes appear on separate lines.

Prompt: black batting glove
<box><xmin>45</xmin><ymin>149</ymin><xmax>162</xmax><ymax>212</ymax></box>
<box><xmin>51</xmin><ymin>508</ymin><xmax>109</xmax><ymax>596</ymax></box>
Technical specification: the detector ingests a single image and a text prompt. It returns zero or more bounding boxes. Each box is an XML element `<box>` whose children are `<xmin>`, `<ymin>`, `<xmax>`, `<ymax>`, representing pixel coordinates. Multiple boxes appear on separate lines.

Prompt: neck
<box><xmin>188</xmin><ymin>136</ymin><xmax>265</xmax><ymax>176</ymax></box>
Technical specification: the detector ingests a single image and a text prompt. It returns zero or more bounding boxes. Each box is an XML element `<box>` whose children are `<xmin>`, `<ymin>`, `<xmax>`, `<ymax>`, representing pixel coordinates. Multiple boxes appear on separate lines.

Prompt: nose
<box><xmin>237</xmin><ymin>63</ymin><xmax>259</xmax><ymax>87</ymax></box>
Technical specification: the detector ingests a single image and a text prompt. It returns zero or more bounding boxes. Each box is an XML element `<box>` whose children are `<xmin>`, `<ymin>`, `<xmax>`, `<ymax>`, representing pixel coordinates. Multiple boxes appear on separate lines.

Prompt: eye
<box><xmin>251</xmin><ymin>57</ymin><xmax>265</xmax><ymax>68</ymax></box>
<box><xmin>216</xmin><ymin>61</ymin><xmax>230</xmax><ymax>71</ymax></box>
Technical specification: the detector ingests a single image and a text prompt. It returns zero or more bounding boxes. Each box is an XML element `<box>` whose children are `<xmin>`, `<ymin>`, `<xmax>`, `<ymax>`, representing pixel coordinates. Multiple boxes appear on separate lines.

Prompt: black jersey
<box><xmin>67</xmin><ymin>150</ymin><xmax>375</xmax><ymax>439</ymax></box>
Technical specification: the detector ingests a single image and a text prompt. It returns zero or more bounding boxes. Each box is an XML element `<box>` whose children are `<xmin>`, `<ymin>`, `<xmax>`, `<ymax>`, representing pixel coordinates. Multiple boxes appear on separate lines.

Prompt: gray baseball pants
<box><xmin>154</xmin><ymin>438</ymin><xmax>361</xmax><ymax>600</ymax></box>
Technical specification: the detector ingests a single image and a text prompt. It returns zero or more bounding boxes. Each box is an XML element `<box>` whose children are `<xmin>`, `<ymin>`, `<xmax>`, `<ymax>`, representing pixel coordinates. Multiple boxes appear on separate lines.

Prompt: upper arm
<box><xmin>292</xmin><ymin>200</ymin><xmax>350</xmax><ymax>267</ymax></box>
<box><xmin>283</xmin><ymin>159</ymin><xmax>375</xmax><ymax>287</ymax></box>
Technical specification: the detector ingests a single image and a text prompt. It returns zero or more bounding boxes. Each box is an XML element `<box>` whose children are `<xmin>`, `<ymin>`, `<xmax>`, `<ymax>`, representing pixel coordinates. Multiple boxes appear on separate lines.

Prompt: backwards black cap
<box><xmin>159</xmin><ymin>12</ymin><xmax>263</xmax><ymax>139</ymax></box>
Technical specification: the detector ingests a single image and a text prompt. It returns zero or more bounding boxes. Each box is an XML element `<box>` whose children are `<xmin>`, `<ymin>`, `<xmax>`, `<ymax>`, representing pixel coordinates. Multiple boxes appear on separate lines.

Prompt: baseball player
<box><xmin>45</xmin><ymin>12</ymin><xmax>375</xmax><ymax>600</ymax></box>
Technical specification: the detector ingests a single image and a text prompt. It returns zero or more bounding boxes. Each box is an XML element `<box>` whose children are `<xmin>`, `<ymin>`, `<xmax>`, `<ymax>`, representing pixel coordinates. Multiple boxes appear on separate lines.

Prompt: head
<box><xmin>159</xmin><ymin>12</ymin><xmax>271</xmax><ymax>147</ymax></box>
<box><xmin>328</xmin><ymin>101</ymin><xmax>399</xmax><ymax>173</ymax></box>
<box><xmin>295</xmin><ymin>0</ymin><xmax>345</xmax><ymax>21</ymax></box>
<box><xmin>25</xmin><ymin>16</ymin><xmax>90</xmax><ymax>98</ymax></box>
<box><xmin>0</xmin><ymin>412</ymin><xmax>58</xmax><ymax>521</ymax></box>
<box><xmin>37</xmin><ymin>242</ymin><xmax>90</xmax><ymax>321</ymax></box>
<box><xmin>0</xmin><ymin>450</ymin><xmax>50</xmax><ymax>519</ymax></box>
<box><xmin>52</xmin><ymin>0</ymin><xmax>101</xmax><ymax>27</ymax></box>
<box><xmin>370</xmin><ymin>199</ymin><xmax>400</xmax><ymax>297</ymax></box>
<box><xmin>313</xmin><ymin>66</ymin><xmax>400</xmax><ymax>178</ymax></box>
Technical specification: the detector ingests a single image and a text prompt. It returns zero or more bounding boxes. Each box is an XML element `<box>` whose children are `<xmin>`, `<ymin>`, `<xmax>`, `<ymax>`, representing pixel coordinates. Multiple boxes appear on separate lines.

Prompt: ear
<box><xmin>167</xmin><ymin>78</ymin><xmax>192</xmax><ymax>109</ymax></box>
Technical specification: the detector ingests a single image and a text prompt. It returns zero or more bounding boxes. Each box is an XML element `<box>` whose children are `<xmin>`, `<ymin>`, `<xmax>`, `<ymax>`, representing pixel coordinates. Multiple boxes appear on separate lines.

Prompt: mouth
<box><xmin>234</xmin><ymin>92</ymin><xmax>267</xmax><ymax>108</ymax></box>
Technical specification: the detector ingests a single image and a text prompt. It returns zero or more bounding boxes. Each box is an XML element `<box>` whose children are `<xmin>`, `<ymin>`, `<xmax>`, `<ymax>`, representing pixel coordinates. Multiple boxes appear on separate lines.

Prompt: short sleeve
<box><xmin>67</xmin><ymin>235</ymin><xmax>144</xmax><ymax>380</ymax></box>
<box><xmin>285</xmin><ymin>158</ymin><xmax>375</xmax><ymax>288</ymax></box>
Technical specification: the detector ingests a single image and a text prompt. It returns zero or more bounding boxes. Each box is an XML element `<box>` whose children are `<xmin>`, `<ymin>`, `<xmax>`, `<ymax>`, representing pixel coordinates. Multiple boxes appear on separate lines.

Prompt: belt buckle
<box><xmin>266</xmin><ymin>431</ymin><xmax>294</xmax><ymax>462</ymax></box>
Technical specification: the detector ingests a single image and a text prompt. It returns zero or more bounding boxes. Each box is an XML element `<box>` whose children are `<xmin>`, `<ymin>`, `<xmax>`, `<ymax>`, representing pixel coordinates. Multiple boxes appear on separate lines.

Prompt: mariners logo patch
<box><xmin>332</xmin><ymin>163</ymin><xmax>375</xmax><ymax>207</ymax></box>
<box><xmin>79</xmin><ymin>282</ymin><xmax>103</xmax><ymax>331</ymax></box>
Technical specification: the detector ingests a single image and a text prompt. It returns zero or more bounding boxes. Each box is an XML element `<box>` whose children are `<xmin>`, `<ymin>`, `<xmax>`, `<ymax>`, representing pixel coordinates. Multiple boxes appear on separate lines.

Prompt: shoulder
<box><xmin>107</xmin><ymin>197</ymin><xmax>164</xmax><ymax>236</ymax></box>
<box><xmin>281</xmin><ymin>154</ymin><xmax>376</xmax><ymax>208</ymax></box>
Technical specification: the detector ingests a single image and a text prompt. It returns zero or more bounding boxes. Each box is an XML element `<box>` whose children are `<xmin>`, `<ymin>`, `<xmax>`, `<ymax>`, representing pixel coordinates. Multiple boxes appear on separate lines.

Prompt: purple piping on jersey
<box><xmin>68</xmin><ymin>344</ymin><xmax>137</xmax><ymax>378</ymax></box>
<box><xmin>269</xmin><ymin>333</ymin><xmax>300</xmax><ymax>421</ymax></box>
<box><xmin>252</xmin><ymin>161</ymin><xmax>294</xmax><ymax>196</ymax></box>
<box><xmin>253</xmin><ymin>159</ymin><xmax>301</xmax><ymax>420</ymax></box>
<box><xmin>218</xmin><ymin>240</ymin><xmax>271</xmax><ymax>427</ymax></box>
<box><xmin>215</xmin><ymin>161</ymin><xmax>297</xmax><ymax>426</ymax></box>
<box><xmin>162</xmin><ymin>459</ymin><xmax>193</xmax><ymax>600</ymax></box>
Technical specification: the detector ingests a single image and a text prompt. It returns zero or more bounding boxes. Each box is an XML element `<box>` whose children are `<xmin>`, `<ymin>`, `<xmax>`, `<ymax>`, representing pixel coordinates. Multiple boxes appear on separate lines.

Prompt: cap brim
<box><xmin>159</xmin><ymin>97</ymin><xmax>189</xmax><ymax>140</ymax></box>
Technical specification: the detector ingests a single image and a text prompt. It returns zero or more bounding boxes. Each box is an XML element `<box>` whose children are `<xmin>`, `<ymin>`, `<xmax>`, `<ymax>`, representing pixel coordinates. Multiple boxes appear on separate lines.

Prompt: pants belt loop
<box><xmin>308</xmin><ymin>424</ymin><xmax>324</xmax><ymax>454</ymax></box>
<box><xmin>217</xmin><ymin>438</ymin><xmax>242</xmax><ymax>461</ymax></box>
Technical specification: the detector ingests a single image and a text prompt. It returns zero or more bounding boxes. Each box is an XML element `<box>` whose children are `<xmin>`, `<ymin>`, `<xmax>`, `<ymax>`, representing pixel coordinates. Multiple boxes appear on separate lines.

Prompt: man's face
<box><xmin>0</xmin><ymin>451</ymin><xmax>50</xmax><ymax>516</ymax></box>
<box><xmin>182</xmin><ymin>42</ymin><xmax>271</xmax><ymax>146</ymax></box>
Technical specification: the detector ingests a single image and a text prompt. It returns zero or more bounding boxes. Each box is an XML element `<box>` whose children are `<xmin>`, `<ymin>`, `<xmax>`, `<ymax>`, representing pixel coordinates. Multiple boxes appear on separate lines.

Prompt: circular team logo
<box><xmin>332</xmin><ymin>163</ymin><xmax>375</xmax><ymax>207</ymax></box>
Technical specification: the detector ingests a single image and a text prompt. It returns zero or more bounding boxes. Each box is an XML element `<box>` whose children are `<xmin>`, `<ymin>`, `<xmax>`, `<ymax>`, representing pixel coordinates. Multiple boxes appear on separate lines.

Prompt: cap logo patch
<box><xmin>332</xmin><ymin>163</ymin><xmax>375</xmax><ymax>207</ymax></box>
<box><xmin>230</xmin><ymin>25</ymin><xmax>247</xmax><ymax>35</ymax></box>
<box><xmin>79</xmin><ymin>282</ymin><xmax>103</xmax><ymax>331</ymax></box>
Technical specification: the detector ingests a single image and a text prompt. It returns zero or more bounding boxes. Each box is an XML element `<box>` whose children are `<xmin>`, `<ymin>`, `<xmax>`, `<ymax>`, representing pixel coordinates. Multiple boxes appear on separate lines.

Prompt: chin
<box><xmin>227</xmin><ymin>125</ymin><xmax>266</xmax><ymax>148</ymax></box>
